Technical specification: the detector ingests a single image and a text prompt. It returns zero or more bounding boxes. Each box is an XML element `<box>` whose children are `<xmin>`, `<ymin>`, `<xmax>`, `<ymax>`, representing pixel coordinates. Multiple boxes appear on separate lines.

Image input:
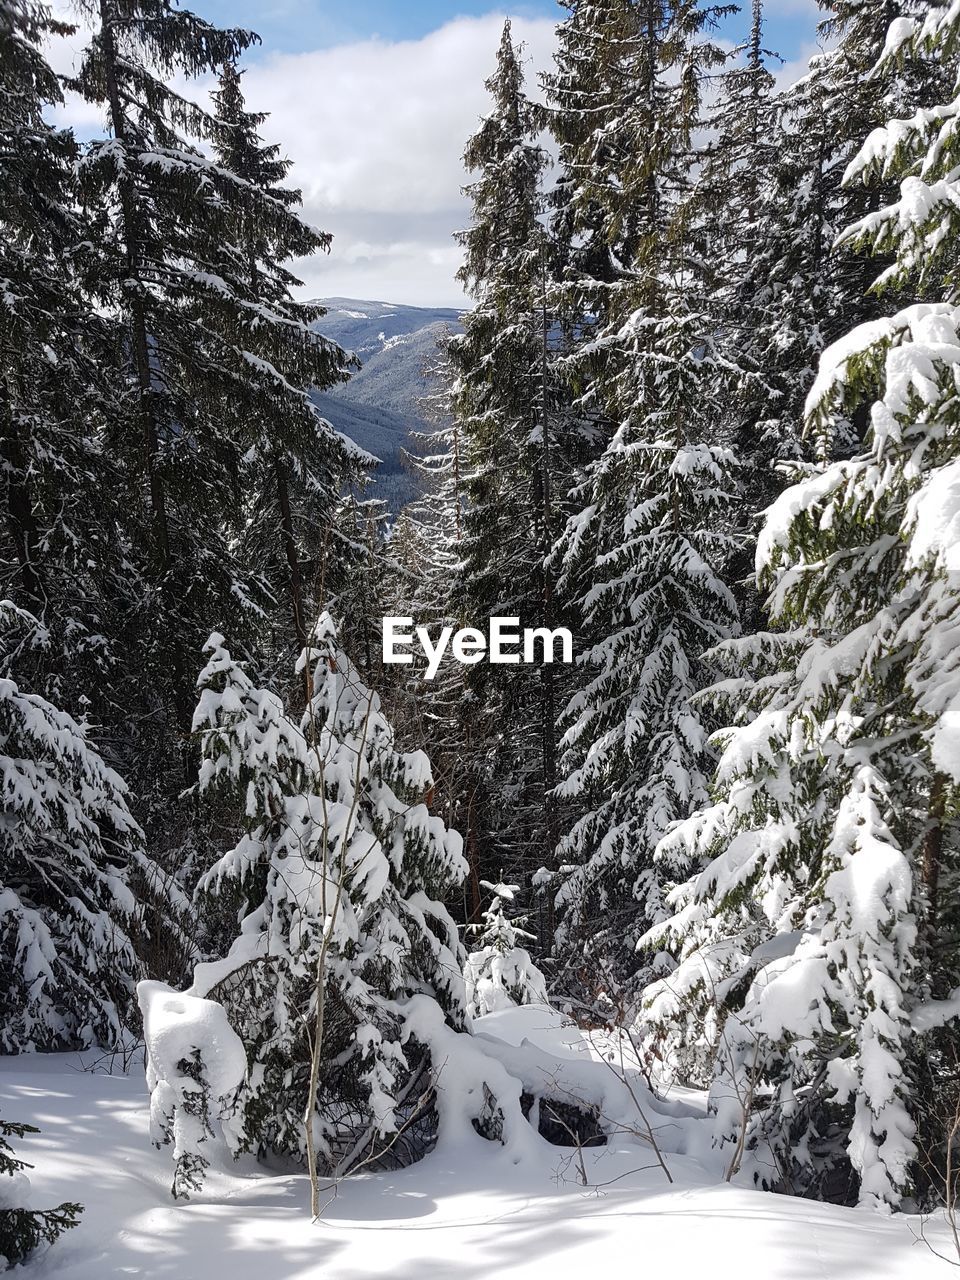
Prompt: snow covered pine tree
<box><xmin>642</xmin><ymin>4</ymin><xmax>960</xmax><ymax>1211</ymax></box>
<box><xmin>65</xmin><ymin>1</ymin><xmax>356</xmax><ymax>855</ymax></box>
<box><xmin>0</xmin><ymin>601</ymin><xmax>180</xmax><ymax>1054</ymax></box>
<box><xmin>464</xmin><ymin>879</ymin><xmax>549</xmax><ymax>1019</ymax></box>
<box><xmin>546</xmin><ymin>0</ymin><xmax>740</xmax><ymax>1006</ymax></box>
<box><xmin>209</xmin><ymin>60</ymin><xmax>357</xmax><ymax>665</ymax></box>
<box><xmin>141</xmin><ymin>613</ymin><xmax>468</xmax><ymax>1200</ymax></box>
<box><xmin>0</xmin><ymin>1115</ymin><xmax>80</xmax><ymax>1268</ymax></box>
<box><xmin>0</xmin><ymin>0</ymin><xmax>136</xmax><ymax>726</ymax></box>
<box><xmin>448</xmin><ymin>19</ymin><xmax>568</xmax><ymax>911</ymax></box>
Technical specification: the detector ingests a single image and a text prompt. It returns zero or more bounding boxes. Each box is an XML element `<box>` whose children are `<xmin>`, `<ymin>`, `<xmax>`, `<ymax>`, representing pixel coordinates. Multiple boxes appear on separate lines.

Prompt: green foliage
<box><xmin>546</xmin><ymin>0</ymin><xmax>740</xmax><ymax>998</ymax></box>
<box><xmin>0</xmin><ymin>1116</ymin><xmax>81</xmax><ymax>1269</ymax></box>
<box><xmin>640</xmin><ymin>2</ymin><xmax>960</xmax><ymax>1209</ymax></box>
<box><xmin>443</xmin><ymin>21</ymin><xmax>576</xmax><ymax>908</ymax></box>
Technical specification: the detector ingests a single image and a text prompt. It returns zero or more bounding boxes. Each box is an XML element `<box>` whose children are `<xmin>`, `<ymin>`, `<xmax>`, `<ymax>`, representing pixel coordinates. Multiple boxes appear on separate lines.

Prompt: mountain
<box><xmin>313</xmin><ymin>298</ymin><xmax>464</xmax><ymax>364</ymax></box>
<box><xmin>309</xmin><ymin>298</ymin><xmax>464</xmax><ymax>513</ymax></box>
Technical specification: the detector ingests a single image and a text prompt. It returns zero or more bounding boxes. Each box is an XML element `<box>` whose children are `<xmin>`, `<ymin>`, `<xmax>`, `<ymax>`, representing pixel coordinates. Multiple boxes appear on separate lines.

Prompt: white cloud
<box><xmin>238</xmin><ymin>14</ymin><xmax>557</xmax><ymax>306</ymax></box>
<box><xmin>46</xmin><ymin>11</ymin><xmax>556</xmax><ymax>309</ymax></box>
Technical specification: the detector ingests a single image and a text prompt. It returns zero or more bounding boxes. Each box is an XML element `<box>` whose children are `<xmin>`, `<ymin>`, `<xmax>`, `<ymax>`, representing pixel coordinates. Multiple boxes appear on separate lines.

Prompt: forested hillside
<box><xmin>309</xmin><ymin>298</ymin><xmax>464</xmax><ymax>512</ymax></box>
<box><xmin>4</xmin><ymin>0</ymin><xmax>960</xmax><ymax>1271</ymax></box>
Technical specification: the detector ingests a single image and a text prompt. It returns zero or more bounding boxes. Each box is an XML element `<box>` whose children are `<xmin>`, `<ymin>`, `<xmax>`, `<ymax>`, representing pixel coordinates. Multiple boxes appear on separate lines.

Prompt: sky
<box><xmin>47</xmin><ymin>1</ymin><xmax>827</xmax><ymax>309</ymax></box>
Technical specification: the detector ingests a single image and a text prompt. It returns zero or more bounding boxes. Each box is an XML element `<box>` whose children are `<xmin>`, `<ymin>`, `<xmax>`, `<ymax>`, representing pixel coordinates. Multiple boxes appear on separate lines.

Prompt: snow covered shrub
<box><xmin>149</xmin><ymin>612</ymin><xmax>468</xmax><ymax>1193</ymax></box>
<box><xmin>0</xmin><ymin>603</ymin><xmax>174</xmax><ymax>1052</ymax></box>
<box><xmin>465</xmin><ymin>880</ymin><xmax>548</xmax><ymax>1018</ymax></box>
<box><xmin>140</xmin><ymin>982</ymin><xmax>247</xmax><ymax>1199</ymax></box>
<box><xmin>641</xmin><ymin>7</ymin><xmax>960</xmax><ymax>1210</ymax></box>
<box><xmin>0</xmin><ymin>1113</ymin><xmax>81</xmax><ymax>1268</ymax></box>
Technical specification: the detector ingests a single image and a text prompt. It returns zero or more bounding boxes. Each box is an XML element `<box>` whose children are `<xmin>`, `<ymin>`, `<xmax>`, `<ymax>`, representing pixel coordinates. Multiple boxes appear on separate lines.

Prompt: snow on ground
<box><xmin>470</xmin><ymin>1004</ymin><xmax>597</xmax><ymax>1056</ymax></box>
<box><xmin>1</xmin><ymin>1008</ymin><xmax>955</xmax><ymax>1279</ymax></box>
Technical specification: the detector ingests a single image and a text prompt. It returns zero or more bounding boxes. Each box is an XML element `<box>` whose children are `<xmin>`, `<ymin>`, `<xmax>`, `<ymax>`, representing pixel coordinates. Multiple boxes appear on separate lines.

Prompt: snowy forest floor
<box><xmin>2</xmin><ymin>1009</ymin><xmax>955</xmax><ymax>1280</ymax></box>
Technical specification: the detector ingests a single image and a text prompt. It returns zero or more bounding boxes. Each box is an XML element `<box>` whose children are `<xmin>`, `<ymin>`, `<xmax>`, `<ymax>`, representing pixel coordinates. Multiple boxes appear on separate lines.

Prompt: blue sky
<box><xmin>51</xmin><ymin>2</ymin><xmax>826</xmax><ymax>306</ymax></box>
<box><xmin>199</xmin><ymin>1</ymin><xmax>820</xmax><ymax>63</ymax></box>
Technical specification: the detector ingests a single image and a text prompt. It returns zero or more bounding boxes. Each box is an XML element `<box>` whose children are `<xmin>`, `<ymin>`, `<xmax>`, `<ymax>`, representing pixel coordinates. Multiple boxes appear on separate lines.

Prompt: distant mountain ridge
<box><xmin>309</xmin><ymin>298</ymin><xmax>464</xmax><ymax>513</ymax></box>
<box><xmin>314</xmin><ymin>297</ymin><xmax>463</xmax><ymax>360</ymax></box>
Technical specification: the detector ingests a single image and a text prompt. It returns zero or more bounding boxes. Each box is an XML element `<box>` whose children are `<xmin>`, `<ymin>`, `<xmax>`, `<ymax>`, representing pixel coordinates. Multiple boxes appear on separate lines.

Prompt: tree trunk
<box><xmin>273</xmin><ymin>453</ymin><xmax>307</xmax><ymax>656</ymax></box>
<box><xmin>923</xmin><ymin>772</ymin><xmax>946</xmax><ymax>929</ymax></box>
<box><xmin>98</xmin><ymin>0</ymin><xmax>169</xmax><ymax>568</ymax></box>
<box><xmin>539</xmin><ymin>252</ymin><xmax>559</xmax><ymax>946</ymax></box>
<box><xmin>465</xmin><ymin>808</ymin><xmax>484</xmax><ymax>925</ymax></box>
<box><xmin>0</xmin><ymin>395</ymin><xmax>45</xmax><ymax>609</ymax></box>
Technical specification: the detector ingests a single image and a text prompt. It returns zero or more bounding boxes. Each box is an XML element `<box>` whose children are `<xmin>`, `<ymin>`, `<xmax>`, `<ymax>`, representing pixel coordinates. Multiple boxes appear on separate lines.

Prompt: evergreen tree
<box><xmin>64</xmin><ymin>3</ymin><xmax>265</xmax><ymax>883</ymax></box>
<box><xmin>727</xmin><ymin>0</ymin><xmax>946</xmax><ymax>494</ymax></box>
<box><xmin>388</xmin><ymin>404</ymin><xmax>492</xmax><ymax>927</ymax></box>
<box><xmin>0</xmin><ymin>1114</ymin><xmax>81</xmax><ymax>1268</ymax></box>
<box><xmin>544</xmin><ymin>0</ymin><xmax>656</xmax><ymax>339</ymax></box>
<box><xmin>210</xmin><ymin>61</ymin><xmax>356</xmax><ymax>667</ymax></box>
<box><xmin>0</xmin><ymin>0</ymin><xmax>136</xmax><ymax>716</ymax></box>
<box><xmin>692</xmin><ymin>1</ymin><xmax>946</xmax><ymax>639</ymax></box>
<box><xmin>693</xmin><ymin>1</ymin><xmax>786</xmax><ymax>616</ymax></box>
<box><xmin>545</xmin><ymin>0</ymin><xmax>739</xmax><ymax>1005</ymax></box>
<box><xmin>464</xmin><ymin>879</ymin><xmax>549</xmax><ymax>1018</ymax></box>
<box><xmin>69</xmin><ymin>9</ymin><xmax>358</xmax><ymax>885</ymax></box>
<box><xmin>328</xmin><ymin>490</ymin><xmax>395</xmax><ymax>682</ymax></box>
<box><xmin>641</xmin><ymin>5</ymin><xmax>960</xmax><ymax>1209</ymax></box>
<box><xmin>454</xmin><ymin>20</ymin><xmax>551</xmax><ymax>633</ymax></box>
<box><xmin>0</xmin><ymin>604</ymin><xmax>183</xmax><ymax>1052</ymax></box>
<box><xmin>140</xmin><ymin>979</ymin><xmax>247</xmax><ymax>1199</ymax></box>
<box><xmin>449</xmin><ymin>20</ymin><xmax>569</xmax><ymax>914</ymax></box>
<box><xmin>152</xmin><ymin>612</ymin><xmax>467</xmax><ymax>1186</ymax></box>
<box><xmin>70</xmin><ymin>0</ymin><xmax>259</xmax><ymax>604</ymax></box>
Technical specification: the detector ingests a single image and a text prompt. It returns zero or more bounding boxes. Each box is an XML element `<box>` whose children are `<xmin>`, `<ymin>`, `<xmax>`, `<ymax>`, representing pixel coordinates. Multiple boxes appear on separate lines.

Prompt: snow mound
<box><xmin>474</xmin><ymin>1004</ymin><xmax>594</xmax><ymax>1058</ymax></box>
<box><xmin>139</xmin><ymin>981</ymin><xmax>247</xmax><ymax>1197</ymax></box>
<box><xmin>140</xmin><ymin>981</ymin><xmax>247</xmax><ymax>1103</ymax></box>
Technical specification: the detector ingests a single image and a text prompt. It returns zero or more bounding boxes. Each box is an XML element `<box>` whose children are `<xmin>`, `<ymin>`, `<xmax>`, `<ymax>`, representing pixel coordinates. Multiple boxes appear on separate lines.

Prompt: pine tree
<box><xmin>464</xmin><ymin>879</ymin><xmax>549</xmax><ymax>1018</ymax></box>
<box><xmin>69</xmin><ymin>5</ymin><xmax>357</xmax><ymax>718</ymax></box>
<box><xmin>68</xmin><ymin>8</ymin><xmax>359</xmax><ymax>888</ymax></box>
<box><xmin>692</xmin><ymin>1</ymin><xmax>787</xmax><ymax>619</ymax></box>
<box><xmin>148</xmin><ymin>612</ymin><xmax>467</xmax><ymax>1190</ymax></box>
<box><xmin>454</xmin><ymin>20</ymin><xmax>551</xmax><ymax>633</ymax></box>
<box><xmin>0</xmin><ymin>1114</ymin><xmax>81</xmax><ymax>1268</ymax></box>
<box><xmin>545</xmin><ymin>0</ymin><xmax>739</xmax><ymax>1005</ymax></box>
<box><xmin>62</xmin><ymin>4</ymin><xmax>267</xmax><ymax>895</ymax></box>
<box><xmin>449</xmin><ymin>20</ymin><xmax>569</xmax><ymax>914</ymax></box>
<box><xmin>728</xmin><ymin>0</ymin><xmax>947</xmax><ymax>493</ymax></box>
<box><xmin>210</xmin><ymin>61</ymin><xmax>356</xmax><ymax>666</ymax></box>
<box><xmin>0</xmin><ymin>603</ymin><xmax>182</xmax><ymax>1052</ymax></box>
<box><xmin>140</xmin><ymin>980</ymin><xmax>247</xmax><ymax>1199</ymax></box>
<box><xmin>0</xmin><ymin>0</ymin><xmax>136</xmax><ymax>717</ymax></box>
<box><xmin>328</xmin><ymin>490</ymin><xmax>395</xmax><ymax>682</ymax></box>
<box><xmin>544</xmin><ymin>0</ymin><xmax>654</xmax><ymax>340</ymax></box>
<box><xmin>640</xmin><ymin>5</ymin><xmax>960</xmax><ymax>1209</ymax></box>
<box><xmin>70</xmin><ymin>1</ymin><xmax>258</xmax><ymax>596</ymax></box>
<box><xmin>690</xmin><ymin>2</ymin><xmax>947</xmax><ymax>647</ymax></box>
<box><xmin>388</xmin><ymin>401</ymin><xmax>492</xmax><ymax>927</ymax></box>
